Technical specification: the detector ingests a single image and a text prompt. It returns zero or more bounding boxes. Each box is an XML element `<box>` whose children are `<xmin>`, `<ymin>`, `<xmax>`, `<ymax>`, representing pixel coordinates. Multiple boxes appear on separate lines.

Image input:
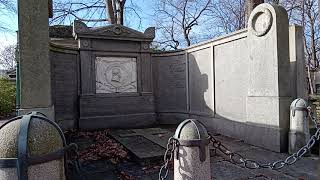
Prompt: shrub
<box><xmin>0</xmin><ymin>78</ymin><xmax>15</xmax><ymax>116</ymax></box>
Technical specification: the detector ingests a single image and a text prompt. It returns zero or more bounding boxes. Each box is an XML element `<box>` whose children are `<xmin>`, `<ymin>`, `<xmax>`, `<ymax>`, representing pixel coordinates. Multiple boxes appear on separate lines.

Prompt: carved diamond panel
<box><xmin>96</xmin><ymin>57</ymin><xmax>137</xmax><ymax>93</ymax></box>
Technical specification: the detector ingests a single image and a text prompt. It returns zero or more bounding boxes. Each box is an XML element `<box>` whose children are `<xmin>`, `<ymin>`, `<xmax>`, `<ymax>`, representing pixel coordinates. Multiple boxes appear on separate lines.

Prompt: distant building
<box><xmin>0</xmin><ymin>69</ymin><xmax>6</xmax><ymax>78</ymax></box>
<box><xmin>0</xmin><ymin>69</ymin><xmax>16</xmax><ymax>83</ymax></box>
<box><xmin>6</xmin><ymin>69</ymin><xmax>16</xmax><ymax>82</ymax></box>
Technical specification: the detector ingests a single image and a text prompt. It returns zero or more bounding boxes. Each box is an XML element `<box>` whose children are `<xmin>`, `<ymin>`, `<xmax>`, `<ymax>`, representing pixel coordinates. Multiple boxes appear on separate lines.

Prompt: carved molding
<box><xmin>249</xmin><ymin>7</ymin><xmax>273</xmax><ymax>37</ymax></box>
<box><xmin>73</xmin><ymin>20</ymin><xmax>155</xmax><ymax>41</ymax></box>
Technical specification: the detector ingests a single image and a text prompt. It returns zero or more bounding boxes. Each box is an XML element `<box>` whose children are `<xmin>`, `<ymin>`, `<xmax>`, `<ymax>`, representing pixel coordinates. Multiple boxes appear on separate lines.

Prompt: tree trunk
<box><xmin>307</xmin><ymin>65</ymin><xmax>315</xmax><ymax>94</ymax></box>
<box><xmin>118</xmin><ymin>0</ymin><xmax>126</xmax><ymax>25</ymax></box>
<box><xmin>105</xmin><ymin>0</ymin><xmax>116</xmax><ymax>24</ymax></box>
<box><xmin>245</xmin><ymin>0</ymin><xmax>264</xmax><ymax>26</ymax></box>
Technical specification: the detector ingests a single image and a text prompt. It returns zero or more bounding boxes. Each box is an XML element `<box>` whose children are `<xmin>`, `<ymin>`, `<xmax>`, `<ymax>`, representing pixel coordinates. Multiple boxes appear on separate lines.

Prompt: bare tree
<box><xmin>245</xmin><ymin>0</ymin><xmax>264</xmax><ymax>26</ymax></box>
<box><xmin>0</xmin><ymin>0</ymin><xmax>16</xmax><ymax>31</ymax></box>
<box><xmin>154</xmin><ymin>0</ymin><xmax>212</xmax><ymax>50</ymax></box>
<box><xmin>207</xmin><ymin>0</ymin><xmax>246</xmax><ymax>34</ymax></box>
<box><xmin>51</xmin><ymin>0</ymin><xmax>141</xmax><ymax>27</ymax></box>
<box><xmin>0</xmin><ymin>44</ymin><xmax>16</xmax><ymax>70</ymax></box>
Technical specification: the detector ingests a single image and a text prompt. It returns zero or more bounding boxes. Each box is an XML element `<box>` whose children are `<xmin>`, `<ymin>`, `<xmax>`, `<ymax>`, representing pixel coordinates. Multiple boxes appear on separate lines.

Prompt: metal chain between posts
<box><xmin>158</xmin><ymin>106</ymin><xmax>320</xmax><ymax>179</ymax></box>
<box><xmin>159</xmin><ymin>137</ymin><xmax>179</xmax><ymax>180</ymax></box>
<box><xmin>209</xmin><ymin>106</ymin><xmax>320</xmax><ymax>170</ymax></box>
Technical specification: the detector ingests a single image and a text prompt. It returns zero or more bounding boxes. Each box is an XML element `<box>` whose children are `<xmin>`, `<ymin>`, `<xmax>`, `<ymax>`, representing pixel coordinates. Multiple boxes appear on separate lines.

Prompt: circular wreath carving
<box><xmin>113</xmin><ymin>27</ymin><xmax>122</xmax><ymax>35</ymax></box>
<box><xmin>250</xmin><ymin>8</ymin><xmax>273</xmax><ymax>37</ymax></box>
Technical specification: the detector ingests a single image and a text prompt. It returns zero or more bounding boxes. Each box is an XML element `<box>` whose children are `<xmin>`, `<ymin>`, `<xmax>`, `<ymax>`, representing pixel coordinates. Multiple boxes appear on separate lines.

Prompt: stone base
<box><xmin>18</xmin><ymin>106</ymin><xmax>55</xmax><ymax>121</ymax></box>
<box><xmin>244</xmin><ymin>122</ymin><xmax>288</xmax><ymax>152</ymax></box>
<box><xmin>157</xmin><ymin>112</ymin><xmax>189</xmax><ymax>124</ymax></box>
<box><xmin>79</xmin><ymin>113</ymin><xmax>157</xmax><ymax>129</ymax></box>
<box><xmin>159</xmin><ymin>114</ymin><xmax>289</xmax><ymax>152</ymax></box>
<box><xmin>0</xmin><ymin>160</ymin><xmax>65</xmax><ymax>180</ymax></box>
<box><xmin>288</xmin><ymin>131</ymin><xmax>310</xmax><ymax>154</ymax></box>
<box><xmin>57</xmin><ymin>119</ymin><xmax>76</xmax><ymax>130</ymax></box>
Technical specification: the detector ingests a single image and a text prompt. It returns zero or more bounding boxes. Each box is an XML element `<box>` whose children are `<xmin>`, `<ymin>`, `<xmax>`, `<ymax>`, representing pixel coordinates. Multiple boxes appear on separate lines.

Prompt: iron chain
<box><xmin>159</xmin><ymin>137</ymin><xmax>178</xmax><ymax>180</ymax></box>
<box><xmin>209</xmin><ymin>106</ymin><xmax>320</xmax><ymax>170</ymax></box>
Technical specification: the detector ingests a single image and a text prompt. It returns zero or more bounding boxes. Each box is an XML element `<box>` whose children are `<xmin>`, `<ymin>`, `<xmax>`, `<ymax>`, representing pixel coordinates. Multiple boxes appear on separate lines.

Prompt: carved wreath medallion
<box><xmin>250</xmin><ymin>8</ymin><xmax>273</xmax><ymax>37</ymax></box>
<box><xmin>96</xmin><ymin>57</ymin><xmax>137</xmax><ymax>93</ymax></box>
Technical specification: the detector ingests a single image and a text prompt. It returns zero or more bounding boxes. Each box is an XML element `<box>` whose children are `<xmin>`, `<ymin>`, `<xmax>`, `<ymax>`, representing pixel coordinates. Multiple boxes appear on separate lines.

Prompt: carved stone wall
<box><xmin>73</xmin><ymin>21</ymin><xmax>156</xmax><ymax>129</ymax></box>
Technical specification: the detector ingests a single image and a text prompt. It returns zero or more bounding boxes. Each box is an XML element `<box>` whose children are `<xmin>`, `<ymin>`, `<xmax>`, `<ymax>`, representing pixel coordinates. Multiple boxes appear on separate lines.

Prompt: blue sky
<box><xmin>0</xmin><ymin>0</ymin><xmax>156</xmax><ymax>46</ymax></box>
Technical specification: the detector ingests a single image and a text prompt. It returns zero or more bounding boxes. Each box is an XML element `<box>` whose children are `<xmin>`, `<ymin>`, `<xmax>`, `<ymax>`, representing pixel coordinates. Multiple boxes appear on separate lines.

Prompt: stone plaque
<box><xmin>96</xmin><ymin>57</ymin><xmax>137</xmax><ymax>93</ymax></box>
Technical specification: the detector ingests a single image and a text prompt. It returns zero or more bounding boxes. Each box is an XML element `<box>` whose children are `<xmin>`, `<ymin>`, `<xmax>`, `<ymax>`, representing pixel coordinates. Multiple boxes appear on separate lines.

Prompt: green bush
<box><xmin>0</xmin><ymin>78</ymin><xmax>15</xmax><ymax>116</ymax></box>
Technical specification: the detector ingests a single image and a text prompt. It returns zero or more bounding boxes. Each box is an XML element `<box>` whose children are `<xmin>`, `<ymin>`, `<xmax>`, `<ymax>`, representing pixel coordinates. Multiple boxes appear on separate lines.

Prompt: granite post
<box><xmin>0</xmin><ymin>112</ymin><xmax>65</xmax><ymax>179</ymax></box>
<box><xmin>18</xmin><ymin>0</ymin><xmax>54</xmax><ymax>119</ymax></box>
<box><xmin>289</xmin><ymin>98</ymin><xmax>310</xmax><ymax>154</ymax></box>
<box><xmin>246</xmin><ymin>3</ymin><xmax>291</xmax><ymax>152</ymax></box>
<box><xmin>173</xmin><ymin>119</ymin><xmax>211</xmax><ymax>180</ymax></box>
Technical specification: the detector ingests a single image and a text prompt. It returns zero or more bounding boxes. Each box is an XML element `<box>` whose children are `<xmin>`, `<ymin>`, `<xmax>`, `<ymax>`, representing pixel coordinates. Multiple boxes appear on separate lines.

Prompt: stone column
<box><xmin>18</xmin><ymin>0</ymin><xmax>54</xmax><ymax>119</ymax></box>
<box><xmin>289</xmin><ymin>25</ymin><xmax>308</xmax><ymax>100</ymax></box>
<box><xmin>246</xmin><ymin>3</ymin><xmax>291</xmax><ymax>152</ymax></box>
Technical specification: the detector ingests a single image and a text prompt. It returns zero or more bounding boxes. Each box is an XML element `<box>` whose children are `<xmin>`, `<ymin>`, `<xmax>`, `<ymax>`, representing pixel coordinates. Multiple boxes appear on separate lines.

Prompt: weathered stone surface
<box><xmin>188</xmin><ymin>48</ymin><xmax>214</xmax><ymax>116</ymax></box>
<box><xmin>0</xmin><ymin>115</ymin><xmax>65</xmax><ymax>180</ymax></box>
<box><xmin>73</xmin><ymin>21</ymin><xmax>156</xmax><ymax>129</ymax></box>
<box><xmin>96</xmin><ymin>57</ymin><xmax>137</xmax><ymax>93</ymax></box>
<box><xmin>289</xmin><ymin>25</ymin><xmax>308</xmax><ymax>99</ymax></box>
<box><xmin>73</xmin><ymin>20</ymin><xmax>155</xmax><ymax>41</ymax></box>
<box><xmin>18</xmin><ymin>0</ymin><xmax>53</xmax><ymax>112</ymax></box>
<box><xmin>215</xmin><ymin>38</ymin><xmax>248</xmax><ymax>122</ymax></box>
<box><xmin>289</xmin><ymin>98</ymin><xmax>310</xmax><ymax>154</ymax></box>
<box><xmin>246</xmin><ymin>3</ymin><xmax>291</xmax><ymax>152</ymax></box>
<box><xmin>49</xmin><ymin>25</ymin><xmax>73</xmax><ymax>38</ymax></box>
<box><xmin>173</xmin><ymin>120</ymin><xmax>211</xmax><ymax>180</ymax></box>
<box><xmin>152</xmin><ymin>52</ymin><xmax>188</xmax><ymax>115</ymax></box>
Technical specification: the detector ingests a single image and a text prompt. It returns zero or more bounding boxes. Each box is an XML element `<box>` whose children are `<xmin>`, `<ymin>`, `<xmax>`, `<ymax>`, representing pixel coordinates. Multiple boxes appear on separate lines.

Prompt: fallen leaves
<box><xmin>119</xmin><ymin>171</ymin><xmax>135</xmax><ymax>180</ymax></box>
<box><xmin>65</xmin><ymin>129</ymin><xmax>129</xmax><ymax>164</ymax></box>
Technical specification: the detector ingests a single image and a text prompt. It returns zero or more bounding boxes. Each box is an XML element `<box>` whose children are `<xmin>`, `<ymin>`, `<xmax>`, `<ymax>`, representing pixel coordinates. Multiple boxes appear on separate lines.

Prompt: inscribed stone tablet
<box><xmin>96</xmin><ymin>57</ymin><xmax>137</xmax><ymax>93</ymax></box>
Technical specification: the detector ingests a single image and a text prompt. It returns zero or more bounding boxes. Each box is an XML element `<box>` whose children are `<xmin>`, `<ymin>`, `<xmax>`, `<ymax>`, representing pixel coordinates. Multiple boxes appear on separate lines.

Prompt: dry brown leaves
<box><xmin>66</xmin><ymin>129</ymin><xmax>129</xmax><ymax>164</ymax></box>
<box><xmin>119</xmin><ymin>171</ymin><xmax>135</xmax><ymax>180</ymax></box>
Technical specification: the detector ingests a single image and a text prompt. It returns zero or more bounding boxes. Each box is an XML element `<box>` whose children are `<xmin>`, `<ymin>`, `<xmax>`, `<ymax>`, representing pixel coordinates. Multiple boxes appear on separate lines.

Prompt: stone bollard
<box><xmin>289</xmin><ymin>98</ymin><xmax>310</xmax><ymax>154</ymax></box>
<box><xmin>0</xmin><ymin>112</ymin><xmax>72</xmax><ymax>180</ymax></box>
<box><xmin>174</xmin><ymin>119</ymin><xmax>211</xmax><ymax>180</ymax></box>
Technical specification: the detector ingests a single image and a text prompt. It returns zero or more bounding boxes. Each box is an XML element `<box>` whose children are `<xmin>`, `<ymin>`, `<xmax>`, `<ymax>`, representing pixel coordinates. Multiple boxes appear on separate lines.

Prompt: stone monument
<box><xmin>73</xmin><ymin>21</ymin><xmax>156</xmax><ymax>129</ymax></box>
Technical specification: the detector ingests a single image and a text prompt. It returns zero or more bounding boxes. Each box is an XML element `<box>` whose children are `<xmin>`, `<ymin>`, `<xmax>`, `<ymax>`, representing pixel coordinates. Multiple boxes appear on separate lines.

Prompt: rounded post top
<box><xmin>291</xmin><ymin>98</ymin><xmax>307</xmax><ymax>108</ymax></box>
<box><xmin>174</xmin><ymin>119</ymin><xmax>209</xmax><ymax>140</ymax></box>
<box><xmin>0</xmin><ymin>112</ymin><xmax>65</xmax><ymax>158</ymax></box>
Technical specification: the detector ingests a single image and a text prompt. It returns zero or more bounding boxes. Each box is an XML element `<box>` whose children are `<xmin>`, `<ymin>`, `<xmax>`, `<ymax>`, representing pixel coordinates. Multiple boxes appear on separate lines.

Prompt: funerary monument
<box><xmin>18</xmin><ymin>2</ymin><xmax>307</xmax><ymax>152</ymax></box>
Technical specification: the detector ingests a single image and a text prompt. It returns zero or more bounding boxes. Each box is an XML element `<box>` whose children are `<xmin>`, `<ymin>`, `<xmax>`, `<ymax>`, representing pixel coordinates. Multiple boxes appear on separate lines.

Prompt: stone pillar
<box><xmin>173</xmin><ymin>119</ymin><xmax>211</xmax><ymax>180</ymax></box>
<box><xmin>18</xmin><ymin>0</ymin><xmax>54</xmax><ymax>119</ymax></box>
<box><xmin>289</xmin><ymin>98</ymin><xmax>310</xmax><ymax>154</ymax></box>
<box><xmin>289</xmin><ymin>25</ymin><xmax>308</xmax><ymax>100</ymax></box>
<box><xmin>246</xmin><ymin>3</ymin><xmax>291</xmax><ymax>152</ymax></box>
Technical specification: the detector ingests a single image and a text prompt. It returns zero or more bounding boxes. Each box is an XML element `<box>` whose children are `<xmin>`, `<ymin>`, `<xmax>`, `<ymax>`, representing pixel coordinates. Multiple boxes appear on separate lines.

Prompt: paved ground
<box><xmin>67</xmin><ymin>126</ymin><xmax>319</xmax><ymax>180</ymax></box>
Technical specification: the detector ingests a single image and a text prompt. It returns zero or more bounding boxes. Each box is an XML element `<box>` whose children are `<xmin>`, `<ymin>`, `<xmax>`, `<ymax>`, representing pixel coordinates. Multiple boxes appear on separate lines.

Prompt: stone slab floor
<box><xmin>66</xmin><ymin>126</ymin><xmax>319</xmax><ymax>180</ymax></box>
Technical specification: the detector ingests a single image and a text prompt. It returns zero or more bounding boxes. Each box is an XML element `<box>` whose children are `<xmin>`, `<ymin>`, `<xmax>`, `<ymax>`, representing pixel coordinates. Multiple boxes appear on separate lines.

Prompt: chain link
<box><xmin>159</xmin><ymin>137</ymin><xmax>178</xmax><ymax>180</ymax></box>
<box><xmin>209</xmin><ymin>106</ymin><xmax>320</xmax><ymax>170</ymax></box>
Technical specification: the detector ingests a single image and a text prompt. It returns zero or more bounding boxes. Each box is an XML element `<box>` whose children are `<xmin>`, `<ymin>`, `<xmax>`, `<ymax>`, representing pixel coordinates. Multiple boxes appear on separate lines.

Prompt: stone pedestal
<box><xmin>18</xmin><ymin>0</ymin><xmax>54</xmax><ymax>119</ymax></box>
